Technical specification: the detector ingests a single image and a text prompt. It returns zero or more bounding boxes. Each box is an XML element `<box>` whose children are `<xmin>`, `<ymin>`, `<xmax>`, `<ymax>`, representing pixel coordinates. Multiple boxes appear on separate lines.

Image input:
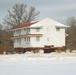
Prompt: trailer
<box><xmin>14</xmin><ymin>46</ymin><xmax>66</xmax><ymax>54</ymax></box>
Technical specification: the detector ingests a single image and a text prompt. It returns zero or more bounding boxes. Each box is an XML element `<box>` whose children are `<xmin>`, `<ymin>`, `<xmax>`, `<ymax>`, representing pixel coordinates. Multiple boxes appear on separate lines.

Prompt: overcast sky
<box><xmin>0</xmin><ymin>0</ymin><xmax>76</xmax><ymax>25</ymax></box>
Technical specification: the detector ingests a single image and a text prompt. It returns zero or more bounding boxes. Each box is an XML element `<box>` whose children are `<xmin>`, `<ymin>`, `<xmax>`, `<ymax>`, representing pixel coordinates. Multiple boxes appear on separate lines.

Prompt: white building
<box><xmin>11</xmin><ymin>18</ymin><xmax>68</xmax><ymax>48</ymax></box>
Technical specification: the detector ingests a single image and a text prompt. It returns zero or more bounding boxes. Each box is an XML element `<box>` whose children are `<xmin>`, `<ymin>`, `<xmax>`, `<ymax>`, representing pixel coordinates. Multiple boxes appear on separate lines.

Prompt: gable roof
<box><xmin>30</xmin><ymin>18</ymin><xmax>69</xmax><ymax>28</ymax></box>
<box><xmin>11</xmin><ymin>18</ymin><xmax>69</xmax><ymax>31</ymax></box>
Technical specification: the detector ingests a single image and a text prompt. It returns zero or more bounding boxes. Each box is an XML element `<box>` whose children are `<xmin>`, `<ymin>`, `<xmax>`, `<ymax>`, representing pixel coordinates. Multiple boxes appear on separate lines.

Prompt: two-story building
<box><xmin>11</xmin><ymin>18</ymin><xmax>68</xmax><ymax>53</ymax></box>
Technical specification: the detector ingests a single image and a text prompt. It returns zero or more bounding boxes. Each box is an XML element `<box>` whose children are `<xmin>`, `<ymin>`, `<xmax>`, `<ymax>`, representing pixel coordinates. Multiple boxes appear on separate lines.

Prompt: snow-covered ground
<box><xmin>0</xmin><ymin>54</ymin><xmax>76</xmax><ymax>75</ymax></box>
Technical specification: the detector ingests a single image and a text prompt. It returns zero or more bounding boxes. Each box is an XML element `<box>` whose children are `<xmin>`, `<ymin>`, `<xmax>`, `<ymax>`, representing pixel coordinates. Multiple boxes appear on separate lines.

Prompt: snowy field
<box><xmin>0</xmin><ymin>54</ymin><xmax>76</xmax><ymax>75</ymax></box>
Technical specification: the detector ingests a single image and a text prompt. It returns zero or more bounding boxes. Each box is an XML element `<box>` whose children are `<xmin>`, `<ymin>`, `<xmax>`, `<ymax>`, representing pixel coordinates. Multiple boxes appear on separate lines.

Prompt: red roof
<box><xmin>11</xmin><ymin>22</ymin><xmax>37</xmax><ymax>30</ymax></box>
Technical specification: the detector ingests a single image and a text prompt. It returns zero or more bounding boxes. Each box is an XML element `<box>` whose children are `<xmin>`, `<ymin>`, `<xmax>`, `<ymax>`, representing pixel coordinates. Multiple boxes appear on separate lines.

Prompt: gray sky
<box><xmin>0</xmin><ymin>0</ymin><xmax>76</xmax><ymax>25</ymax></box>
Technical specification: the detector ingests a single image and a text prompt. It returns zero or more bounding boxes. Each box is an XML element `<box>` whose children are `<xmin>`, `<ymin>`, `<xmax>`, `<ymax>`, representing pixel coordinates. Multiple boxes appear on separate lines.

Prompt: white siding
<box><xmin>12</xmin><ymin>18</ymin><xmax>67</xmax><ymax>48</ymax></box>
<box><xmin>30</xmin><ymin>28</ymin><xmax>42</xmax><ymax>34</ymax></box>
<box><xmin>13</xmin><ymin>26</ymin><xmax>66</xmax><ymax>48</ymax></box>
<box><xmin>31</xmin><ymin>36</ymin><xmax>44</xmax><ymax>47</ymax></box>
<box><xmin>41</xmin><ymin>23</ymin><xmax>65</xmax><ymax>47</ymax></box>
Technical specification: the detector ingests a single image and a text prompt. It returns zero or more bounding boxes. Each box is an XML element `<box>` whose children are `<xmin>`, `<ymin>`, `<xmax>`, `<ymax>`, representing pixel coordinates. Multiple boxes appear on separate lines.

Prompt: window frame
<box><xmin>36</xmin><ymin>36</ymin><xmax>40</xmax><ymax>41</ymax></box>
<box><xmin>36</xmin><ymin>28</ymin><xmax>40</xmax><ymax>32</ymax></box>
<box><xmin>16</xmin><ymin>29</ymin><xmax>21</xmax><ymax>35</ymax></box>
<box><xmin>56</xmin><ymin>27</ymin><xmax>60</xmax><ymax>31</ymax></box>
<box><xmin>17</xmin><ymin>38</ymin><xmax>21</xmax><ymax>45</ymax></box>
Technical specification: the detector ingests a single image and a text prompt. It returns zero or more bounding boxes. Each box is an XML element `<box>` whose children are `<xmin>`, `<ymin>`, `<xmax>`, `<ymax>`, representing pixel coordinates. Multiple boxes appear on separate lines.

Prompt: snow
<box><xmin>30</xmin><ymin>18</ymin><xmax>68</xmax><ymax>28</ymax></box>
<box><xmin>0</xmin><ymin>54</ymin><xmax>76</xmax><ymax>75</ymax></box>
<box><xmin>29</xmin><ymin>18</ymin><xmax>69</xmax><ymax>28</ymax></box>
<box><xmin>30</xmin><ymin>23</ymin><xmax>42</xmax><ymax>27</ymax></box>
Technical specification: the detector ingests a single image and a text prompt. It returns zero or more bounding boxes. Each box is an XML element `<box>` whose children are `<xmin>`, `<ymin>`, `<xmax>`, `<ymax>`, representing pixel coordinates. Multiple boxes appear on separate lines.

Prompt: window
<box><xmin>47</xmin><ymin>38</ymin><xmax>49</xmax><ymax>41</ymax></box>
<box><xmin>27</xmin><ymin>37</ymin><xmax>30</xmax><ymax>42</ymax></box>
<box><xmin>25</xmin><ymin>37</ymin><xmax>30</xmax><ymax>42</ymax></box>
<box><xmin>36</xmin><ymin>37</ymin><xmax>40</xmax><ymax>41</ymax></box>
<box><xmin>16</xmin><ymin>30</ymin><xmax>21</xmax><ymax>34</ymax></box>
<box><xmin>17</xmin><ymin>39</ymin><xmax>21</xmax><ymax>44</ymax></box>
<box><xmin>26</xmin><ymin>28</ymin><xmax>30</xmax><ymax>34</ymax></box>
<box><xmin>25</xmin><ymin>38</ymin><xmax>27</xmax><ymax>42</ymax></box>
<box><xmin>56</xmin><ymin>28</ymin><xmax>60</xmax><ymax>31</ymax></box>
<box><xmin>24</xmin><ymin>28</ymin><xmax>26</xmax><ymax>31</ymax></box>
<box><xmin>36</xmin><ymin>28</ymin><xmax>40</xmax><ymax>32</ymax></box>
<box><xmin>28</xmin><ymin>28</ymin><xmax>30</xmax><ymax>32</ymax></box>
<box><xmin>13</xmin><ymin>31</ymin><xmax>15</xmax><ymax>34</ymax></box>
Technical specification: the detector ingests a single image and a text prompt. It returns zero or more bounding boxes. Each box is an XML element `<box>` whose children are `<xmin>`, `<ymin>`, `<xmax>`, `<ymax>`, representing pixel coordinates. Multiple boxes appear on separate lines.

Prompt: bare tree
<box><xmin>66</xmin><ymin>16</ymin><xmax>76</xmax><ymax>50</ymax></box>
<box><xmin>3</xmin><ymin>3</ymin><xmax>40</xmax><ymax>27</ymax></box>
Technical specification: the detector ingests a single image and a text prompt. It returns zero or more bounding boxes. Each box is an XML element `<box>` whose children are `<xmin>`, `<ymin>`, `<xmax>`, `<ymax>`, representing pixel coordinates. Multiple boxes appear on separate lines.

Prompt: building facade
<box><xmin>11</xmin><ymin>18</ymin><xmax>68</xmax><ymax>48</ymax></box>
